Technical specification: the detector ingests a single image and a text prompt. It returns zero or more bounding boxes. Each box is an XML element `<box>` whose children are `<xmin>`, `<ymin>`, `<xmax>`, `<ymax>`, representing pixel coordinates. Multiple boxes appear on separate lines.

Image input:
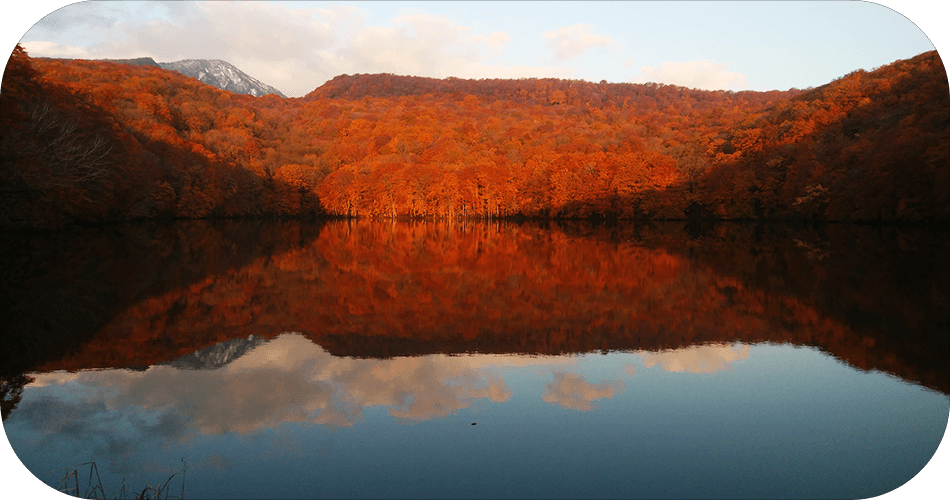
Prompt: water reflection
<box><xmin>4</xmin><ymin>220</ymin><xmax>944</xmax><ymax>396</ymax></box>
<box><xmin>25</xmin><ymin>334</ymin><xmax>528</xmax><ymax>434</ymax></box>
<box><xmin>20</xmin><ymin>336</ymin><xmax>765</xmax><ymax>439</ymax></box>
<box><xmin>1</xmin><ymin>220</ymin><xmax>947</xmax><ymax>498</ymax></box>
<box><xmin>638</xmin><ymin>343</ymin><xmax>751</xmax><ymax>374</ymax></box>
<box><xmin>7</xmin><ymin>333</ymin><xmax>947</xmax><ymax>499</ymax></box>
<box><xmin>542</xmin><ymin>372</ymin><xmax>625</xmax><ymax>411</ymax></box>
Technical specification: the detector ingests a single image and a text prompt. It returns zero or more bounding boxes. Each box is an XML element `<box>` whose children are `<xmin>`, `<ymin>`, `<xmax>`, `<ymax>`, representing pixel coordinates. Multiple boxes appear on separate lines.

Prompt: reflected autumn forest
<box><xmin>2</xmin><ymin>219</ymin><xmax>947</xmax><ymax>422</ymax></box>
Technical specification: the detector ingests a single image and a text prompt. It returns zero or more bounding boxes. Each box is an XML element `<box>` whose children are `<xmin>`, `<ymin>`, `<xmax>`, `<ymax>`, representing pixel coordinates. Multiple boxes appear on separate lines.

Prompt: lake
<box><xmin>2</xmin><ymin>219</ymin><xmax>948</xmax><ymax>499</ymax></box>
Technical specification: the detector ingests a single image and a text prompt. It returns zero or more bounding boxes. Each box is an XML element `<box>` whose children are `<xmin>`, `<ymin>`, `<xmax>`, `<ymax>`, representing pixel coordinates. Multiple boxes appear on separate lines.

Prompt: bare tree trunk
<box><xmin>24</xmin><ymin>103</ymin><xmax>114</xmax><ymax>201</ymax></box>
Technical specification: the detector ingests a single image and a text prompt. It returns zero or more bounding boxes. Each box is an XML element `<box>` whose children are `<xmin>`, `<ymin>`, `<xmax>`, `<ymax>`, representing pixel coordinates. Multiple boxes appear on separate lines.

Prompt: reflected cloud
<box><xmin>18</xmin><ymin>334</ymin><xmax>562</xmax><ymax>472</ymax></box>
<box><xmin>27</xmin><ymin>370</ymin><xmax>87</xmax><ymax>387</ymax></box>
<box><xmin>16</xmin><ymin>336</ymin><xmax>755</xmax><ymax>472</ymax></box>
<box><xmin>541</xmin><ymin>372</ymin><xmax>625</xmax><ymax>411</ymax></box>
<box><xmin>638</xmin><ymin>343</ymin><xmax>750</xmax><ymax>374</ymax></box>
<box><xmin>450</xmin><ymin>353</ymin><xmax>579</xmax><ymax>369</ymax></box>
<box><xmin>23</xmin><ymin>334</ymin><xmax>532</xmax><ymax>444</ymax></box>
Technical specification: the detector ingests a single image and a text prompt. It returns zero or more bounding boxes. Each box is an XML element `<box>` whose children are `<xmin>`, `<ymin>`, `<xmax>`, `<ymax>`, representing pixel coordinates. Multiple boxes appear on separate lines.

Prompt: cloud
<box><xmin>631</xmin><ymin>59</ymin><xmax>748</xmax><ymax>91</ymax></box>
<box><xmin>20</xmin><ymin>3</ymin><xmax>554</xmax><ymax>97</ymax></box>
<box><xmin>326</xmin><ymin>13</ymin><xmax>517</xmax><ymax>82</ymax></box>
<box><xmin>29</xmin><ymin>1</ymin><xmax>128</xmax><ymax>32</ymax></box>
<box><xmin>637</xmin><ymin>343</ymin><xmax>751</xmax><ymax>374</ymax></box>
<box><xmin>453</xmin><ymin>353</ymin><xmax>578</xmax><ymax>369</ymax></box>
<box><xmin>542</xmin><ymin>24</ymin><xmax>612</xmax><ymax>60</ymax></box>
<box><xmin>16</xmin><ymin>333</ymin><xmax>538</xmax><ymax>477</ymax></box>
<box><xmin>24</xmin><ymin>333</ymin><xmax>520</xmax><ymax>442</ymax></box>
<box><xmin>472</xmin><ymin>31</ymin><xmax>512</xmax><ymax>52</ymax></box>
<box><xmin>20</xmin><ymin>40</ymin><xmax>92</xmax><ymax>58</ymax></box>
<box><xmin>458</xmin><ymin>62</ymin><xmax>576</xmax><ymax>80</ymax></box>
<box><xmin>541</xmin><ymin>372</ymin><xmax>625</xmax><ymax>411</ymax></box>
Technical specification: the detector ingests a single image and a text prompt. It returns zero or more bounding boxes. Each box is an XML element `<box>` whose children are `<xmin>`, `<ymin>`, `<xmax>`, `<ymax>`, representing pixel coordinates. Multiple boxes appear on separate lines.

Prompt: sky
<box><xmin>1</xmin><ymin>1</ymin><xmax>946</xmax><ymax>98</ymax></box>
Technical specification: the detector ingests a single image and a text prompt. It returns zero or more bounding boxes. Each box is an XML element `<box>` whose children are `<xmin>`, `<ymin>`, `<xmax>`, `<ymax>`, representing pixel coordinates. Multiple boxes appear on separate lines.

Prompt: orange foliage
<box><xmin>702</xmin><ymin>51</ymin><xmax>949</xmax><ymax>221</ymax></box>
<box><xmin>14</xmin><ymin>221</ymin><xmax>947</xmax><ymax>395</ymax></box>
<box><xmin>2</xmin><ymin>45</ymin><xmax>946</xmax><ymax>227</ymax></box>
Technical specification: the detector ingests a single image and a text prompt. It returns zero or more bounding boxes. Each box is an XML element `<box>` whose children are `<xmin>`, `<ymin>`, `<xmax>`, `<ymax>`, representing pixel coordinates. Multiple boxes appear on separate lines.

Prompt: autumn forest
<box><xmin>1</xmin><ymin>45</ymin><xmax>948</xmax><ymax>229</ymax></box>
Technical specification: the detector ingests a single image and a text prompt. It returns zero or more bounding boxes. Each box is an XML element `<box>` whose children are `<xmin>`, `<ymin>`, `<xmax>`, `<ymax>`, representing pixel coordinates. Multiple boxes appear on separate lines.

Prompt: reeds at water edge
<box><xmin>46</xmin><ymin>459</ymin><xmax>187</xmax><ymax>500</ymax></box>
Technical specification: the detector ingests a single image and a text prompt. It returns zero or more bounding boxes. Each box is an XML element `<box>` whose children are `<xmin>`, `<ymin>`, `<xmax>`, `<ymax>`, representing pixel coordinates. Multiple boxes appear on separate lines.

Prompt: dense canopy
<box><xmin>1</xmin><ymin>46</ymin><xmax>947</xmax><ymax>229</ymax></box>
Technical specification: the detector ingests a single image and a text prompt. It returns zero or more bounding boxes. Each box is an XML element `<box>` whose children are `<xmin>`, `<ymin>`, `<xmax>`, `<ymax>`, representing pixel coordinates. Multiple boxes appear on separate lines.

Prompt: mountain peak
<box><xmin>158</xmin><ymin>59</ymin><xmax>286</xmax><ymax>98</ymax></box>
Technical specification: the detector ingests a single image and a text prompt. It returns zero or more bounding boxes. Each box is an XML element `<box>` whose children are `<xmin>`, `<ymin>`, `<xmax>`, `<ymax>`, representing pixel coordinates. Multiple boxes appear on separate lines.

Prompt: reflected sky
<box><xmin>6</xmin><ymin>333</ymin><xmax>947</xmax><ymax>499</ymax></box>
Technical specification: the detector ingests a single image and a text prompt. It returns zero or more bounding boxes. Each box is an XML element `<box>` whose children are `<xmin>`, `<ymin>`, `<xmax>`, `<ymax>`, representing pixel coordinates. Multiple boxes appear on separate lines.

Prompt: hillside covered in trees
<box><xmin>1</xmin><ymin>45</ymin><xmax>947</xmax><ymax>228</ymax></box>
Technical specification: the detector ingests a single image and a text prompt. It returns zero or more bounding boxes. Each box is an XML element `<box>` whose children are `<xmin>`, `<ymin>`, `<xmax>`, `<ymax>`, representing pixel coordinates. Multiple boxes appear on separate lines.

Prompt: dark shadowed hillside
<box><xmin>699</xmin><ymin>51</ymin><xmax>949</xmax><ymax>221</ymax></box>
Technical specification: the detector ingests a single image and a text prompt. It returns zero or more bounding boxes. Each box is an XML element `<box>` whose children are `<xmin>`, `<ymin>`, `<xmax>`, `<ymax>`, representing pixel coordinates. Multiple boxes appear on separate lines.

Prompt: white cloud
<box><xmin>472</xmin><ymin>31</ymin><xmax>511</xmax><ymax>52</ymax></box>
<box><xmin>449</xmin><ymin>62</ymin><xmax>576</xmax><ymax>80</ymax></box>
<box><xmin>20</xmin><ymin>4</ymin><xmax>549</xmax><ymax>97</ymax></box>
<box><xmin>327</xmin><ymin>13</ymin><xmax>515</xmax><ymax>81</ymax></box>
<box><xmin>454</xmin><ymin>353</ymin><xmax>578</xmax><ymax>369</ymax></box>
<box><xmin>20</xmin><ymin>40</ymin><xmax>92</xmax><ymax>58</ymax></box>
<box><xmin>542</xmin><ymin>24</ymin><xmax>612</xmax><ymax>61</ymax></box>
<box><xmin>26</xmin><ymin>333</ymin><xmax>519</xmax><ymax>438</ymax></box>
<box><xmin>631</xmin><ymin>59</ymin><xmax>748</xmax><ymax>91</ymax></box>
<box><xmin>541</xmin><ymin>372</ymin><xmax>625</xmax><ymax>411</ymax></box>
<box><xmin>638</xmin><ymin>343</ymin><xmax>750</xmax><ymax>374</ymax></box>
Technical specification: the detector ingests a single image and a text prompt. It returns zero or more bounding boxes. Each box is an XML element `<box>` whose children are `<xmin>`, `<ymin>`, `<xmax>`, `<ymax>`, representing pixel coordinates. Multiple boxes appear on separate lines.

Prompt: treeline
<box><xmin>1</xmin><ymin>45</ymin><xmax>947</xmax><ymax>228</ymax></box>
<box><xmin>703</xmin><ymin>53</ymin><xmax>949</xmax><ymax>221</ymax></box>
<box><xmin>18</xmin><ymin>220</ymin><xmax>948</xmax><ymax>395</ymax></box>
<box><xmin>1</xmin><ymin>46</ymin><xmax>322</xmax><ymax>228</ymax></box>
<box><xmin>306</xmin><ymin>72</ymin><xmax>793</xmax><ymax>111</ymax></box>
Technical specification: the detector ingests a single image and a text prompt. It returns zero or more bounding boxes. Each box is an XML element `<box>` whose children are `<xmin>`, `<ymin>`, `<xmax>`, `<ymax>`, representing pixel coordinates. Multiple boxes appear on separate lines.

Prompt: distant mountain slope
<box><xmin>305</xmin><ymin>72</ymin><xmax>796</xmax><ymax>111</ymax></box>
<box><xmin>97</xmin><ymin>56</ymin><xmax>285</xmax><ymax>98</ymax></box>
<box><xmin>158</xmin><ymin>59</ymin><xmax>286</xmax><ymax>98</ymax></box>
<box><xmin>162</xmin><ymin>335</ymin><xmax>270</xmax><ymax>370</ymax></box>
<box><xmin>100</xmin><ymin>57</ymin><xmax>161</xmax><ymax>68</ymax></box>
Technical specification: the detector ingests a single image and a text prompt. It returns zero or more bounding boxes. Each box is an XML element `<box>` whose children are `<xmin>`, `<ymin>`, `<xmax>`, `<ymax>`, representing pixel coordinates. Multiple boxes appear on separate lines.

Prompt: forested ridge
<box><xmin>1</xmin><ymin>45</ymin><xmax>947</xmax><ymax>229</ymax></box>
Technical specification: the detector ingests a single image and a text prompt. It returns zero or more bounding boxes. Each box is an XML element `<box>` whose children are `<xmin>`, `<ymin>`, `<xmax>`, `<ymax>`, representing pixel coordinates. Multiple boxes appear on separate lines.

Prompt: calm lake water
<box><xmin>2</xmin><ymin>219</ymin><xmax>948</xmax><ymax>499</ymax></box>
